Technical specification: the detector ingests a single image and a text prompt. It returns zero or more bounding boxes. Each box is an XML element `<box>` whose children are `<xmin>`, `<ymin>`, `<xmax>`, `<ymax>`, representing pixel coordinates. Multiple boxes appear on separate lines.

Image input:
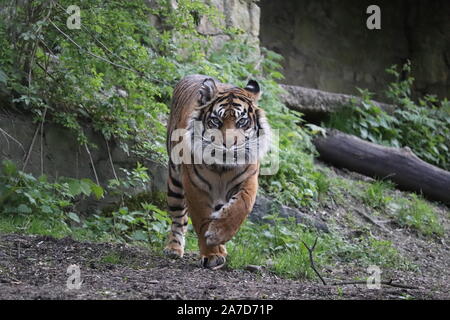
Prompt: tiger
<box><xmin>163</xmin><ymin>74</ymin><xmax>271</xmax><ymax>270</ymax></box>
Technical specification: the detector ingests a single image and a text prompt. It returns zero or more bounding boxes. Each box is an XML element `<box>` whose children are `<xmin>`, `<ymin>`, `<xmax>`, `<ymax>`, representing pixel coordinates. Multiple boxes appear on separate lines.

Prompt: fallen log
<box><xmin>313</xmin><ymin>129</ymin><xmax>450</xmax><ymax>205</ymax></box>
<box><xmin>280</xmin><ymin>84</ymin><xmax>395</xmax><ymax>119</ymax></box>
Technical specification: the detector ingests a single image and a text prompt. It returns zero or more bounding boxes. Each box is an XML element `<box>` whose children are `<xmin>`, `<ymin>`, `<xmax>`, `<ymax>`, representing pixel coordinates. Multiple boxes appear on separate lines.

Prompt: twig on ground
<box><xmin>301</xmin><ymin>237</ymin><xmax>327</xmax><ymax>285</ymax></box>
<box><xmin>329</xmin><ymin>280</ymin><xmax>419</xmax><ymax>290</ymax></box>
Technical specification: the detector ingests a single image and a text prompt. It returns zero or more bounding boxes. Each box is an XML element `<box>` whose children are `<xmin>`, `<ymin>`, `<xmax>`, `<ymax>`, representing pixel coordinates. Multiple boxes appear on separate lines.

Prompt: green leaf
<box><xmin>17</xmin><ymin>204</ymin><xmax>32</xmax><ymax>214</ymax></box>
<box><xmin>130</xmin><ymin>230</ymin><xmax>148</xmax><ymax>241</ymax></box>
<box><xmin>90</xmin><ymin>184</ymin><xmax>104</xmax><ymax>199</ymax></box>
<box><xmin>67</xmin><ymin>212</ymin><xmax>81</xmax><ymax>223</ymax></box>
<box><xmin>67</xmin><ymin>179</ymin><xmax>82</xmax><ymax>197</ymax></box>
<box><xmin>0</xmin><ymin>69</ymin><xmax>7</xmax><ymax>85</ymax></box>
<box><xmin>79</xmin><ymin>179</ymin><xmax>92</xmax><ymax>196</ymax></box>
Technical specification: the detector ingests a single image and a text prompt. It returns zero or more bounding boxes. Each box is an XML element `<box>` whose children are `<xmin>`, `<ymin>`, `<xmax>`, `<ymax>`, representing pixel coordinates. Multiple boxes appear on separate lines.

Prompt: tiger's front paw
<box><xmin>200</xmin><ymin>254</ymin><xmax>226</xmax><ymax>270</ymax></box>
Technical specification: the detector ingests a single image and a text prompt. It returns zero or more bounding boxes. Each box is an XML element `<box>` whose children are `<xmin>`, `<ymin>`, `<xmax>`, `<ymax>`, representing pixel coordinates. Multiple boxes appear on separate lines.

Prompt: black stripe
<box><xmin>214</xmin><ymin>95</ymin><xmax>229</xmax><ymax>105</ymax></box>
<box><xmin>170</xmin><ymin>175</ymin><xmax>182</xmax><ymax>188</ymax></box>
<box><xmin>186</xmin><ymin>170</ymin><xmax>212</xmax><ymax>200</ymax></box>
<box><xmin>170</xmin><ymin>239</ymin><xmax>181</xmax><ymax>245</ymax></box>
<box><xmin>238</xmin><ymin>96</ymin><xmax>253</xmax><ymax>104</ymax></box>
<box><xmin>169</xmin><ymin>160</ymin><xmax>176</xmax><ymax>170</ymax></box>
<box><xmin>227</xmin><ymin>165</ymin><xmax>250</xmax><ymax>188</ymax></box>
<box><xmin>168</xmin><ymin>187</ymin><xmax>183</xmax><ymax>199</ymax></box>
<box><xmin>169</xmin><ymin>205</ymin><xmax>184</xmax><ymax>212</ymax></box>
<box><xmin>226</xmin><ymin>182</ymin><xmax>242</xmax><ymax>202</ymax></box>
<box><xmin>173</xmin><ymin>220</ymin><xmax>188</xmax><ymax>227</ymax></box>
<box><xmin>193</xmin><ymin>165</ymin><xmax>212</xmax><ymax>190</ymax></box>
<box><xmin>172</xmin><ymin>230</ymin><xmax>183</xmax><ymax>237</ymax></box>
<box><xmin>173</xmin><ymin>212</ymin><xmax>187</xmax><ymax>219</ymax></box>
<box><xmin>256</xmin><ymin>109</ymin><xmax>262</xmax><ymax>132</ymax></box>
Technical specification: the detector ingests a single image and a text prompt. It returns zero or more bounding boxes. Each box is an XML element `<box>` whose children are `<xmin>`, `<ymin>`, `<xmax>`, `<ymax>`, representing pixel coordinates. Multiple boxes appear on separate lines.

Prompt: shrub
<box><xmin>326</xmin><ymin>61</ymin><xmax>450</xmax><ymax>170</ymax></box>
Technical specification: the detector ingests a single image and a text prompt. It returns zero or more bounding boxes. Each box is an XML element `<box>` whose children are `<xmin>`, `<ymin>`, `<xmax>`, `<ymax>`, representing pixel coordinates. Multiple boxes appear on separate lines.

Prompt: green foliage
<box><xmin>330</xmin><ymin>236</ymin><xmax>412</xmax><ymax>270</ymax></box>
<box><xmin>85</xmin><ymin>202</ymin><xmax>172</xmax><ymax>245</ymax></box>
<box><xmin>327</xmin><ymin>88</ymin><xmax>400</xmax><ymax>146</ymax></box>
<box><xmin>0</xmin><ymin>0</ymin><xmax>223</xmax><ymax>163</ymax></box>
<box><xmin>107</xmin><ymin>163</ymin><xmax>150</xmax><ymax>200</ymax></box>
<box><xmin>81</xmin><ymin>163</ymin><xmax>174</xmax><ymax>245</ymax></box>
<box><xmin>386</xmin><ymin>63</ymin><xmax>450</xmax><ymax>168</ymax></box>
<box><xmin>0</xmin><ymin>160</ymin><xmax>105</xmax><ymax>234</ymax></box>
<box><xmin>362</xmin><ymin>180</ymin><xmax>394</xmax><ymax>209</ymax></box>
<box><xmin>326</xmin><ymin>61</ymin><xmax>450</xmax><ymax>170</ymax></box>
<box><xmin>391</xmin><ymin>195</ymin><xmax>444</xmax><ymax>237</ymax></box>
<box><xmin>0</xmin><ymin>159</ymin><xmax>178</xmax><ymax>246</ymax></box>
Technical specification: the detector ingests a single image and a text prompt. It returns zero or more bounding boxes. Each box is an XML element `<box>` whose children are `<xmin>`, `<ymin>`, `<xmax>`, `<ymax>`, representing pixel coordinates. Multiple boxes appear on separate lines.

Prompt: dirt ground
<box><xmin>0</xmin><ymin>232</ymin><xmax>448</xmax><ymax>300</ymax></box>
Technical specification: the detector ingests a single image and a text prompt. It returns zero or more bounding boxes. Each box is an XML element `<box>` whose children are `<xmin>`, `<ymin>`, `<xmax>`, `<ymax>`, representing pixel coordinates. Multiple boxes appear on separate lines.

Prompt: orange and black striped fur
<box><xmin>164</xmin><ymin>74</ymin><xmax>271</xmax><ymax>269</ymax></box>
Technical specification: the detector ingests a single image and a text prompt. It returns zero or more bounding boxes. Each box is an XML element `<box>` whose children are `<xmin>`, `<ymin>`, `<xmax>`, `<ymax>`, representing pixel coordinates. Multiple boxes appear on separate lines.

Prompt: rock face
<box><xmin>197</xmin><ymin>0</ymin><xmax>260</xmax><ymax>49</ymax></box>
<box><xmin>259</xmin><ymin>0</ymin><xmax>450</xmax><ymax>101</ymax></box>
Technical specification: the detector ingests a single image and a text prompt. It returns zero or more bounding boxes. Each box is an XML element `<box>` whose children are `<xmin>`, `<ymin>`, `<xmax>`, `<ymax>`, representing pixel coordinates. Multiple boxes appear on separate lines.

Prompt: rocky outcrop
<box><xmin>197</xmin><ymin>0</ymin><xmax>260</xmax><ymax>50</ymax></box>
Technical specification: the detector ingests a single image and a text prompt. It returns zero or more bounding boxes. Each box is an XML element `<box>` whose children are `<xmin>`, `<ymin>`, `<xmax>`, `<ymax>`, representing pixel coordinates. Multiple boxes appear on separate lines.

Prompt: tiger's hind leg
<box><xmin>163</xmin><ymin>163</ymin><xmax>188</xmax><ymax>259</ymax></box>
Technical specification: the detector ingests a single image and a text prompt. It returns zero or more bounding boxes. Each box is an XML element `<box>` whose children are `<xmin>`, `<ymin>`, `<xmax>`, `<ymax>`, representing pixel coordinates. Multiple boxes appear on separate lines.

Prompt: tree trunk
<box><xmin>313</xmin><ymin>129</ymin><xmax>450</xmax><ymax>205</ymax></box>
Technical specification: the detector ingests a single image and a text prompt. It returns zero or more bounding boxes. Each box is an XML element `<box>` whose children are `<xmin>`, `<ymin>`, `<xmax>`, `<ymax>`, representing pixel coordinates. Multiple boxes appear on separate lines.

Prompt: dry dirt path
<box><xmin>0</xmin><ymin>234</ymin><xmax>447</xmax><ymax>300</ymax></box>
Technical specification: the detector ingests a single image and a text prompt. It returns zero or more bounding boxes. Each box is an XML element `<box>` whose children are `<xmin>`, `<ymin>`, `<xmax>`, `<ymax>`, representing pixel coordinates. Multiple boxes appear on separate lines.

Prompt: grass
<box><xmin>362</xmin><ymin>180</ymin><xmax>394</xmax><ymax>209</ymax></box>
<box><xmin>394</xmin><ymin>195</ymin><xmax>444</xmax><ymax>237</ymax></box>
<box><xmin>0</xmin><ymin>212</ymin><xmax>115</xmax><ymax>243</ymax></box>
<box><xmin>0</xmin><ymin>213</ymin><xmax>71</xmax><ymax>238</ymax></box>
<box><xmin>99</xmin><ymin>252</ymin><xmax>124</xmax><ymax>265</ymax></box>
<box><xmin>313</xmin><ymin>171</ymin><xmax>331</xmax><ymax>201</ymax></box>
<box><xmin>221</xmin><ymin>215</ymin><xmax>413</xmax><ymax>280</ymax></box>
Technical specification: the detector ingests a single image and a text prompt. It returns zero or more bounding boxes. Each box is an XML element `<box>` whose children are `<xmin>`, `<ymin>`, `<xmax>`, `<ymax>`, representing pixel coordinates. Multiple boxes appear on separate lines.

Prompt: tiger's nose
<box><xmin>222</xmin><ymin>136</ymin><xmax>238</xmax><ymax>148</ymax></box>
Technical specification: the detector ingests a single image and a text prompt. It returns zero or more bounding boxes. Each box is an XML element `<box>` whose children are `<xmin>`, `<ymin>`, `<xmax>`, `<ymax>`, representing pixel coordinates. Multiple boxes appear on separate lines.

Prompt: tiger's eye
<box><xmin>236</xmin><ymin>118</ymin><xmax>248</xmax><ymax>127</ymax></box>
<box><xmin>209</xmin><ymin>117</ymin><xmax>221</xmax><ymax>128</ymax></box>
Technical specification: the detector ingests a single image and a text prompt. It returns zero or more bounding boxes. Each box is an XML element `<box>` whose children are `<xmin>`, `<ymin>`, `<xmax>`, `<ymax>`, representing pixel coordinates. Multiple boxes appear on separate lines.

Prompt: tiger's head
<box><xmin>188</xmin><ymin>78</ymin><xmax>272</xmax><ymax>168</ymax></box>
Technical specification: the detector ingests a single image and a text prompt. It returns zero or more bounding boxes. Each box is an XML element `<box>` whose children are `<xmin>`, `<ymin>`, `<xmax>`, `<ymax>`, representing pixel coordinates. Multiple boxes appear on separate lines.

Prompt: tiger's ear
<box><xmin>244</xmin><ymin>79</ymin><xmax>261</xmax><ymax>101</ymax></box>
<box><xmin>199</xmin><ymin>78</ymin><xmax>217</xmax><ymax>105</ymax></box>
